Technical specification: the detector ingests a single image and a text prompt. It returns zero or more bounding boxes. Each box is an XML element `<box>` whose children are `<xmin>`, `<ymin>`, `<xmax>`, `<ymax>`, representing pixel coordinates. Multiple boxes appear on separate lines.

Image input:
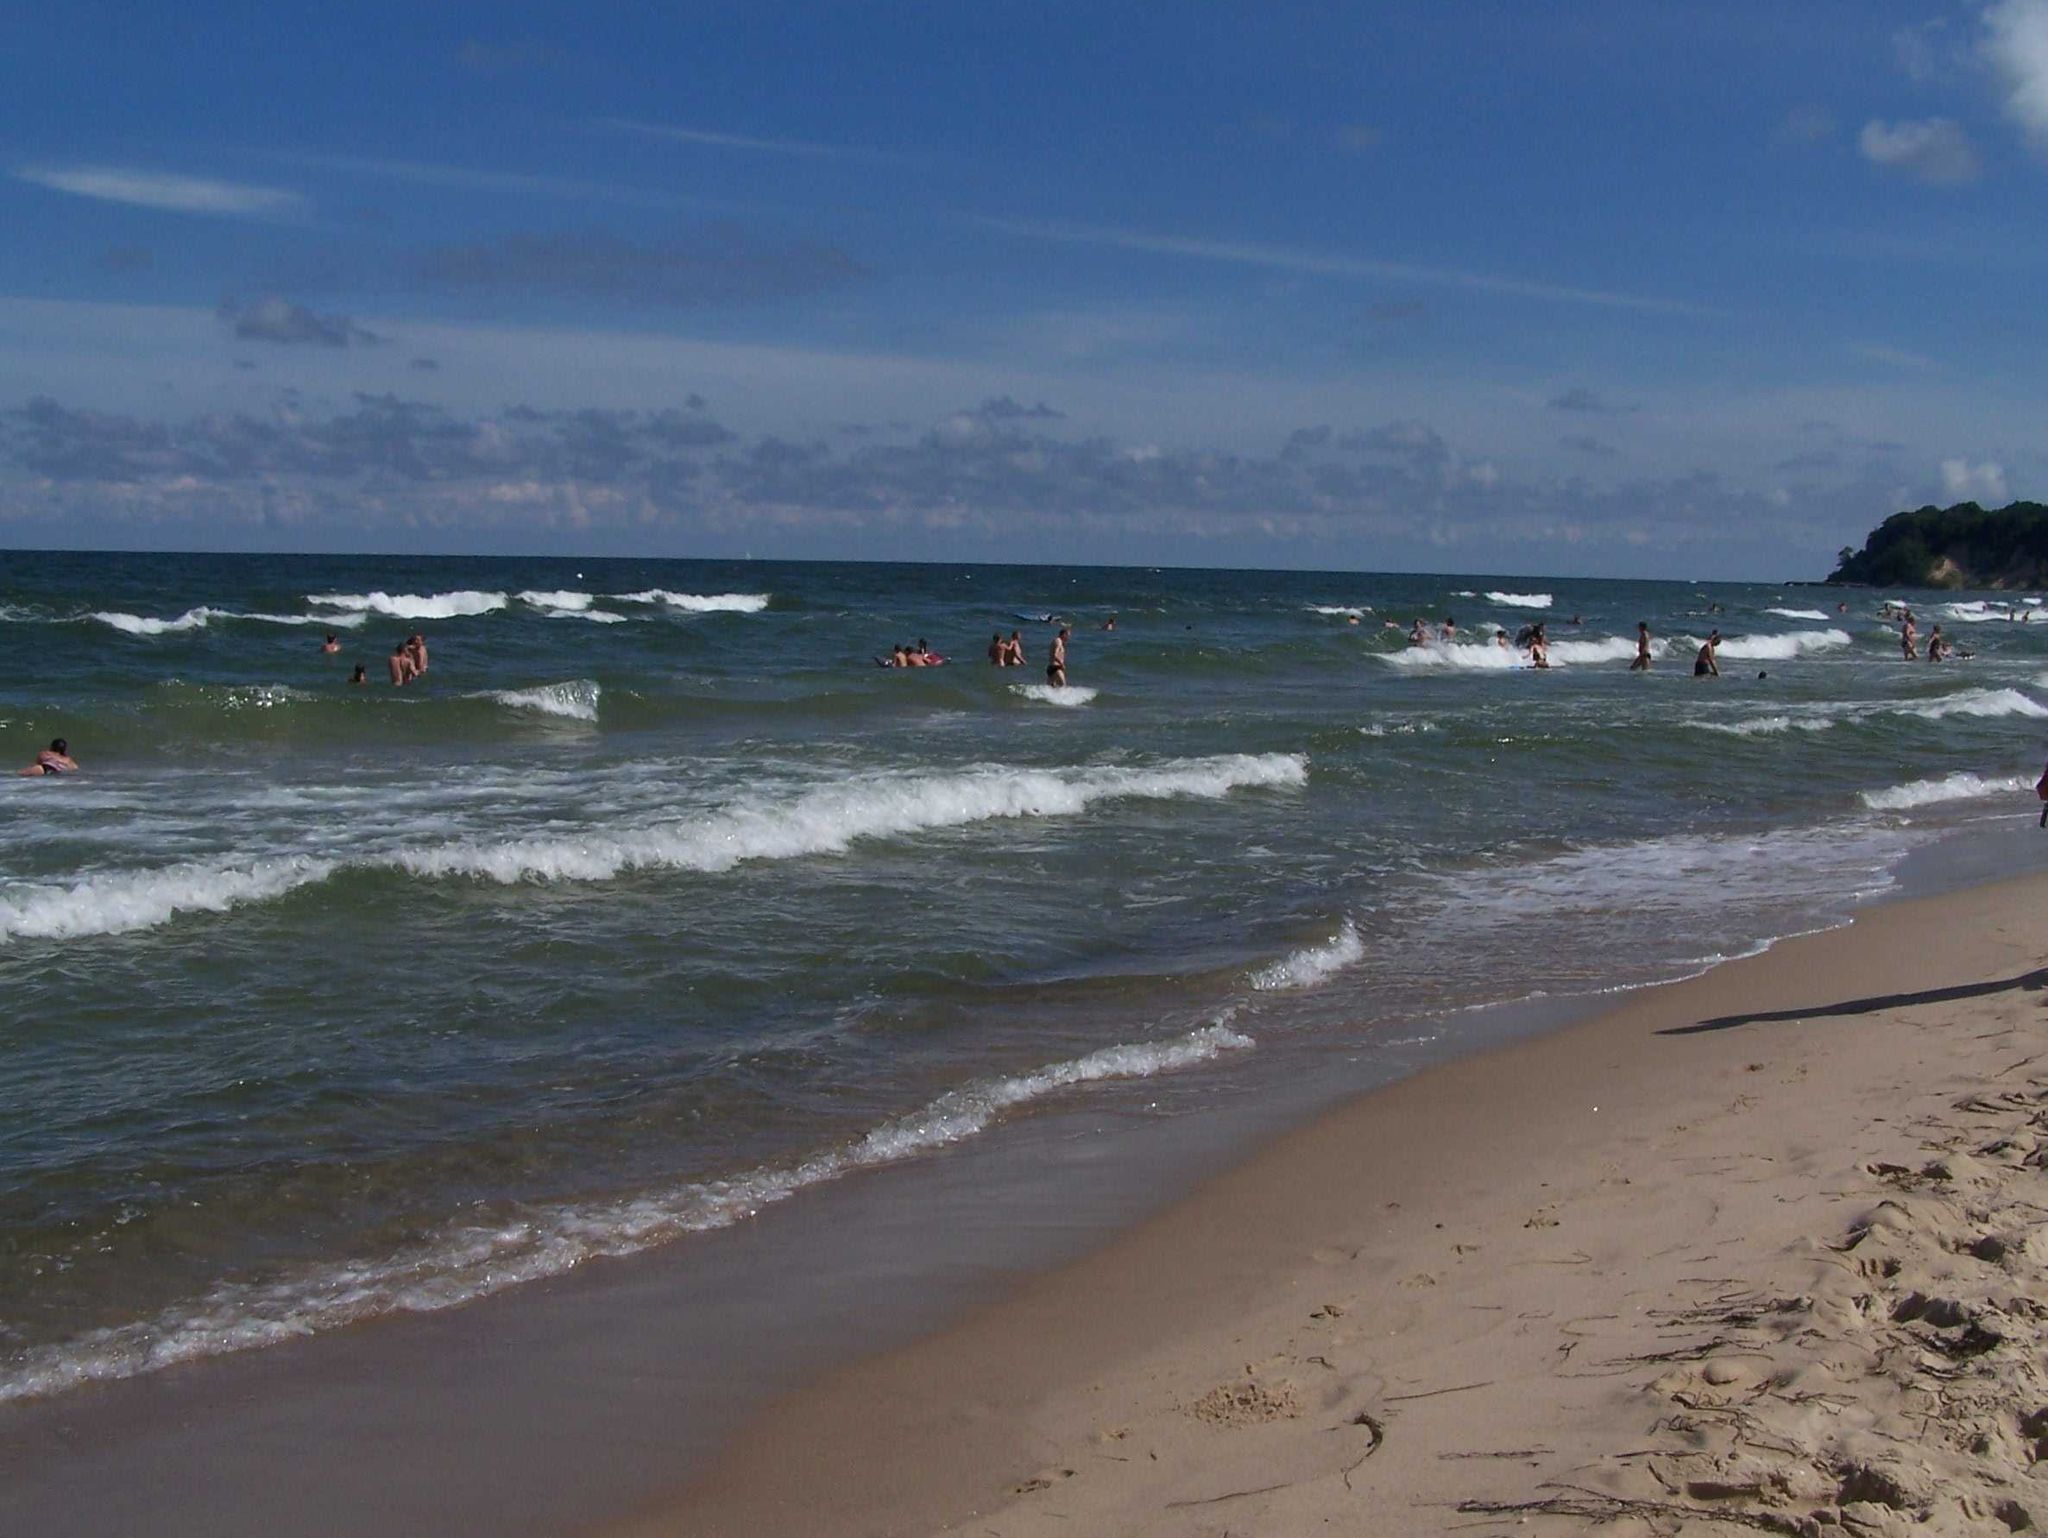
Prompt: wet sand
<box><xmin>616</xmin><ymin>867</ymin><xmax>2048</xmax><ymax>1536</ymax></box>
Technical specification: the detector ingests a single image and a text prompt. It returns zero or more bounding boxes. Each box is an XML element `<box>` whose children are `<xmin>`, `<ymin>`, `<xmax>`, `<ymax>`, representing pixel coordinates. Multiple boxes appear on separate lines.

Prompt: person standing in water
<box><xmin>389</xmin><ymin>642</ymin><xmax>412</xmax><ymax>686</ymax></box>
<box><xmin>321</xmin><ymin>633</ymin><xmax>341</xmax><ymax>655</ymax></box>
<box><xmin>988</xmin><ymin>632</ymin><xmax>1006</xmax><ymax>664</ymax></box>
<box><xmin>1694</xmin><ymin>630</ymin><xmax>1721</xmax><ymax>677</ymax></box>
<box><xmin>1900</xmin><ymin>610</ymin><xmax>1918</xmax><ymax>661</ymax></box>
<box><xmin>1047</xmin><ymin>625</ymin><xmax>1070</xmax><ymax>687</ymax></box>
<box><xmin>1004</xmin><ymin>630</ymin><xmax>1026</xmax><ymax>667</ymax></box>
<box><xmin>1631</xmin><ymin>620</ymin><xmax>1652</xmax><ymax>671</ymax></box>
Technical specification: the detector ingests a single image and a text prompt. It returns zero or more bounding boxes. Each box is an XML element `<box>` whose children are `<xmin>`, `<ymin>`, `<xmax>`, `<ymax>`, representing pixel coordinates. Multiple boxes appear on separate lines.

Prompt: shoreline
<box><xmin>1</xmin><ymin>831</ymin><xmax>2042</xmax><ymax>1536</ymax></box>
<box><xmin>611</xmin><ymin>858</ymin><xmax>2048</xmax><ymax>1537</ymax></box>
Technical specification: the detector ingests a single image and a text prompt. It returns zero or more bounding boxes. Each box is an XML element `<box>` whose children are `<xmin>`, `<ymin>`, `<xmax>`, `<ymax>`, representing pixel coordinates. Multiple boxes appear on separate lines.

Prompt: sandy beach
<box><xmin>624</xmin><ymin>864</ymin><xmax>2048</xmax><ymax>1538</ymax></box>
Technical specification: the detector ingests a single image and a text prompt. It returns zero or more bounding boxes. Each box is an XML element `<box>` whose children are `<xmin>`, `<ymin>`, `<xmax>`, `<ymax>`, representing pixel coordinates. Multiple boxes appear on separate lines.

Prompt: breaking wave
<box><xmin>613</xmin><ymin>591</ymin><xmax>770</xmax><ymax>613</ymax></box>
<box><xmin>1485</xmin><ymin>591</ymin><xmax>1552</xmax><ymax>608</ymax></box>
<box><xmin>1861</xmin><ymin>772</ymin><xmax>2032</xmax><ymax>812</ymax></box>
<box><xmin>1250</xmin><ymin>921</ymin><xmax>1364</xmax><ymax>990</ymax></box>
<box><xmin>1012</xmin><ymin>684</ymin><xmax>1098</xmax><ymax>707</ymax></box>
<box><xmin>309</xmin><ymin>590</ymin><xmax>508</xmax><ymax>620</ymax></box>
<box><xmin>0</xmin><ymin>754</ymin><xmax>1307</xmax><ymax>943</ymax></box>
<box><xmin>483</xmin><ymin>681</ymin><xmax>602</xmax><ymax>723</ymax></box>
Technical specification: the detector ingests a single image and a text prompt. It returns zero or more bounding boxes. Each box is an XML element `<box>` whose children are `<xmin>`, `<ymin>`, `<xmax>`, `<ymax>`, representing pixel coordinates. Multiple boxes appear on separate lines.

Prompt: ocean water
<box><xmin>2</xmin><ymin>550</ymin><xmax>2044</xmax><ymax>1401</ymax></box>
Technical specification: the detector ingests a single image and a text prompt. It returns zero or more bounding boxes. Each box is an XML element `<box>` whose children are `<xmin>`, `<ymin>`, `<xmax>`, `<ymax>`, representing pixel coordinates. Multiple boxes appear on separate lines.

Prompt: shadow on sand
<box><xmin>1662</xmin><ymin>967</ymin><xmax>2048</xmax><ymax>1036</ymax></box>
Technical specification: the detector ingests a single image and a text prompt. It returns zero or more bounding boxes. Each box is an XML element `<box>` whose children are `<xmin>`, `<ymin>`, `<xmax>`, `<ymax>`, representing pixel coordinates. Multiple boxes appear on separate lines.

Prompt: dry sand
<box><xmin>611</xmin><ymin>869</ymin><xmax>2048</xmax><ymax>1538</ymax></box>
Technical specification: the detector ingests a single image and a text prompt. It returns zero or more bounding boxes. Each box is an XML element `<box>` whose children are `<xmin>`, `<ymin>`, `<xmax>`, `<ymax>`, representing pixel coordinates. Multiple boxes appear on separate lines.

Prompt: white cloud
<box><xmin>12</xmin><ymin>164</ymin><xmax>304</xmax><ymax>217</ymax></box>
<box><xmin>976</xmin><ymin>217</ymin><xmax>1706</xmax><ymax>314</ymax></box>
<box><xmin>1857</xmin><ymin>118</ymin><xmax>1982</xmax><ymax>183</ymax></box>
<box><xmin>1941</xmin><ymin>457</ymin><xmax>2009</xmax><ymax>501</ymax></box>
<box><xmin>1984</xmin><ymin>0</ymin><xmax>2048</xmax><ymax>151</ymax></box>
<box><xmin>599</xmin><ymin>119</ymin><xmax>899</xmax><ymax>163</ymax></box>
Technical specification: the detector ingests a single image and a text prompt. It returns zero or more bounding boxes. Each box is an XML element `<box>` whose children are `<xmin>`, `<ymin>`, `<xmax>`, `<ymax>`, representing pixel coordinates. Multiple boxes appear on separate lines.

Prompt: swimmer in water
<box><xmin>1900</xmin><ymin>611</ymin><xmax>1918</xmax><ymax>660</ymax></box>
<box><xmin>1408</xmin><ymin>619</ymin><xmax>1430</xmax><ymax>647</ymax></box>
<box><xmin>988</xmin><ymin>632</ymin><xmax>1006</xmax><ymax>665</ymax></box>
<box><xmin>1528</xmin><ymin>624</ymin><xmax>1551</xmax><ymax>669</ymax></box>
<box><xmin>1440</xmin><ymin>615</ymin><xmax>1457</xmax><ymax>642</ymax></box>
<box><xmin>321</xmin><ymin>633</ymin><xmax>341</xmax><ymax>654</ymax></box>
<box><xmin>18</xmin><ymin>738</ymin><xmax>77</xmax><ymax>777</ymax></box>
<box><xmin>406</xmin><ymin>633</ymin><xmax>429</xmax><ymax>677</ymax></box>
<box><xmin>1495</xmin><ymin>629</ymin><xmax>1510</xmax><ymax>649</ymax></box>
<box><xmin>389</xmin><ymin>642</ymin><xmax>412</xmax><ymax>686</ymax></box>
<box><xmin>1004</xmin><ymin>630</ymin><xmax>1026</xmax><ymax>667</ymax></box>
<box><xmin>1631</xmin><ymin>620</ymin><xmax>1652</xmax><ymax>672</ymax></box>
<box><xmin>349</xmin><ymin>663</ymin><xmax>368</xmax><ymax>685</ymax></box>
<box><xmin>1928</xmin><ymin>624</ymin><xmax>1951</xmax><ymax>662</ymax></box>
<box><xmin>1694</xmin><ymin>630</ymin><xmax>1721</xmax><ymax>677</ymax></box>
<box><xmin>1102</xmin><ymin>615</ymin><xmax>1117</xmax><ymax>631</ymax></box>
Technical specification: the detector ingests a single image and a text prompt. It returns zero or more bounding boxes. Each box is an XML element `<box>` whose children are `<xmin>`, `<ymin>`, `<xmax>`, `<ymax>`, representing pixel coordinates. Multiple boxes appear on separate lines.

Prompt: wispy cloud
<box><xmin>264</xmin><ymin>152</ymin><xmax>708</xmax><ymax>211</ymax></box>
<box><xmin>13</xmin><ymin>164</ymin><xmax>304</xmax><ymax>218</ymax></box>
<box><xmin>601</xmin><ymin>118</ymin><xmax>901</xmax><ymax>163</ymax></box>
<box><xmin>219</xmin><ymin>296</ymin><xmax>380</xmax><ymax>347</ymax></box>
<box><xmin>1851</xmin><ymin>341</ymin><xmax>1938</xmax><ymax>370</ymax></box>
<box><xmin>1857</xmin><ymin>118</ymin><xmax>1982</xmax><ymax>184</ymax></box>
<box><xmin>975</xmin><ymin>216</ymin><xmax>1709</xmax><ymax>315</ymax></box>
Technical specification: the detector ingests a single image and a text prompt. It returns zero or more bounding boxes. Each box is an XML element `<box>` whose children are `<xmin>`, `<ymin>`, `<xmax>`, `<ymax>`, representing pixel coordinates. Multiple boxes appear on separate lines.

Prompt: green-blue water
<box><xmin>2</xmin><ymin>550</ymin><xmax>2043</xmax><ymax>1398</ymax></box>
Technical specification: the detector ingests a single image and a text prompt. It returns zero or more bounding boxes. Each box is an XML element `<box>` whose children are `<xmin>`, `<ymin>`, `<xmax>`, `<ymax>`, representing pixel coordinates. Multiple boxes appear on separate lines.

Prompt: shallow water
<box><xmin>2</xmin><ymin>550</ymin><xmax>2043</xmax><ymax>1399</ymax></box>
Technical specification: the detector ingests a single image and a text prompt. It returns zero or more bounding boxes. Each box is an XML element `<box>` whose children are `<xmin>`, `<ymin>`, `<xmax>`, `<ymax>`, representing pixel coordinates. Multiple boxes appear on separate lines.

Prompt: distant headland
<box><xmin>1828</xmin><ymin>500</ymin><xmax>2048</xmax><ymax>589</ymax></box>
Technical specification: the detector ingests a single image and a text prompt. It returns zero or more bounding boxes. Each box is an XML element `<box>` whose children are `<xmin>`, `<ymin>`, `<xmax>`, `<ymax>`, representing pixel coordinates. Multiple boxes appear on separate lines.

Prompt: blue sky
<box><xmin>1</xmin><ymin>0</ymin><xmax>2043</xmax><ymax>577</ymax></box>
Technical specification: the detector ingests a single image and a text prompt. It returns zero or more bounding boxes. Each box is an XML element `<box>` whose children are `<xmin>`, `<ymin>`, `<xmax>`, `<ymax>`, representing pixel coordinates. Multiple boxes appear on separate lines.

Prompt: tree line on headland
<box><xmin>1828</xmin><ymin>501</ymin><xmax>2048</xmax><ymax>589</ymax></box>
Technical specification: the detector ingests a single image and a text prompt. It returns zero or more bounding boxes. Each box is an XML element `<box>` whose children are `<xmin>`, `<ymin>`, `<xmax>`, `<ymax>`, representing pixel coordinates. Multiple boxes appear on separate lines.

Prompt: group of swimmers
<box><xmin>1890</xmin><ymin>609</ymin><xmax>1970</xmax><ymax>662</ymax></box>
<box><xmin>882</xmin><ymin>624</ymin><xmax>1076</xmax><ymax>685</ymax></box>
<box><xmin>879</xmin><ymin>639</ymin><xmax>946</xmax><ymax>668</ymax></box>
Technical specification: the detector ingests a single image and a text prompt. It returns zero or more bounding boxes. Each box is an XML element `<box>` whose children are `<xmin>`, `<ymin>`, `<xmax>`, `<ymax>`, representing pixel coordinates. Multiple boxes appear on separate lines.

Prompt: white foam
<box><xmin>90</xmin><ymin>607</ymin><xmax>216</xmax><ymax>635</ymax></box>
<box><xmin>1359</xmin><ymin>720</ymin><xmax>1437</xmax><ymax>737</ymax></box>
<box><xmin>1861</xmin><ymin>772</ymin><xmax>2032</xmax><ymax>811</ymax></box>
<box><xmin>1695</xmin><ymin>628</ymin><xmax>1850</xmax><ymax>660</ymax></box>
<box><xmin>517</xmin><ymin>589</ymin><xmax>592</xmax><ymax>610</ymax></box>
<box><xmin>91</xmin><ymin>607</ymin><xmax>375</xmax><ymax>634</ymax></box>
<box><xmin>1900</xmin><ymin>688</ymin><xmax>2048</xmax><ymax>721</ymax></box>
<box><xmin>1698</xmin><ymin>713</ymin><xmax>1838</xmax><ymax>737</ymax></box>
<box><xmin>1765</xmin><ymin>607</ymin><xmax>1829</xmax><ymax>621</ymax></box>
<box><xmin>613</xmin><ymin>590</ymin><xmax>769</xmax><ymax>614</ymax></box>
<box><xmin>398</xmin><ymin>753</ymin><xmax>1308</xmax><ymax>885</ymax></box>
<box><xmin>1250</xmin><ymin>920</ymin><xmax>1364</xmax><ymax>990</ymax></box>
<box><xmin>0</xmin><ymin>856</ymin><xmax>337</xmax><ymax>942</ymax></box>
<box><xmin>1940</xmin><ymin>600</ymin><xmax>2034</xmax><ymax>623</ymax></box>
<box><xmin>484</xmin><ymin>681</ymin><xmax>601</xmax><ymax>723</ymax></box>
<box><xmin>243</xmin><ymin>610</ymin><xmax>370</xmax><ymax>629</ymax></box>
<box><xmin>1486</xmin><ymin>591</ymin><xmax>1552</xmax><ymax>608</ymax></box>
<box><xmin>309</xmin><ymin>590</ymin><xmax>508</xmax><ymax>620</ymax></box>
<box><xmin>4</xmin><ymin>754</ymin><xmax>1306</xmax><ymax>944</ymax></box>
<box><xmin>0</xmin><ymin>1020</ymin><xmax>1250</xmax><ymax>1404</ymax></box>
<box><xmin>1012</xmin><ymin>684</ymin><xmax>1098</xmax><ymax>707</ymax></box>
<box><xmin>1377</xmin><ymin>635</ymin><xmax>1650</xmax><ymax>671</ymax></box>
<box><xmin>541</xmin><ymin>607</ymin><xmax>628</xmax><ymax>623</ymax></box>
<box><xmin>1308</xmin><ymin>605</ymin><xmax>1370</xmax><ymax>617</ymax></box>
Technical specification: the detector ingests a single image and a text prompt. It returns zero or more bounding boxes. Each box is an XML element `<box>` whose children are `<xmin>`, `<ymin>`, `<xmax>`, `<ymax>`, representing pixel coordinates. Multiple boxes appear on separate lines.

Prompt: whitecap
<box><xmin>483</xmin><ymin>681</ymin><xmax>601</xmax><ymax>723</ymax></box>
<box><xmin>0</xmin><ymin>855</ymin><xmax>338</xmax><ymax>942</ymax></box>
<box><xmin>1485</xmin><ymin>591</ymin><xmax>1552</xmax><ymax>608</ymax></box>
<box><xmin>516</xmin><ymin>589</ymin><xmax>593</xmax><ymax>611</ymax></box>
<box><xmin>1697</xmin><ymin>628</ymin><xmax>1850</xmax><ymax>660</ymax></box>
<box><xmin>90</xmin><ymin>607</ymin><xmax>218</xmax><ymax>636</ymax></box>
<box><xmin>1307</xmin><ymin>605</ymin><xmax>1370</xmax><ymax>617</ymax></box>
<box><xmin>1250</xmin><ymin>920</ymin><xmax>1364</xmax><ymax>990</ymax></box>
<box><xmin>1765</xmin><ymin>607</ymin><xmax>1829</xmax><ymax>621</ymax></box>
<box><xmin>1861</xmin><ymin>772</ymin><xmax>2031</xmax><ymax>811</ymax></box>
<box><xmin>308</xmin><ymin>590</ymin><xmax>508</xmax><ymax>620</ymax></box>
<box><xmin>1012</xmin><ymin>684</ymin><xmax>1098</xmax><ymax>707</ymax></box>
<box><xmin>612</xmin><ymin>590</ymin><xmax>769</xmax><ymax>613</ymax></box>
<box><xmin>1899</xmin><ymin>688</ymin><xmax>2048</xmax><ymax>721</ymax></box>
<box><xmin>397</xmin><ymin>753</ymin><xmax>1308</xmax><ymax>885</ymax></box>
